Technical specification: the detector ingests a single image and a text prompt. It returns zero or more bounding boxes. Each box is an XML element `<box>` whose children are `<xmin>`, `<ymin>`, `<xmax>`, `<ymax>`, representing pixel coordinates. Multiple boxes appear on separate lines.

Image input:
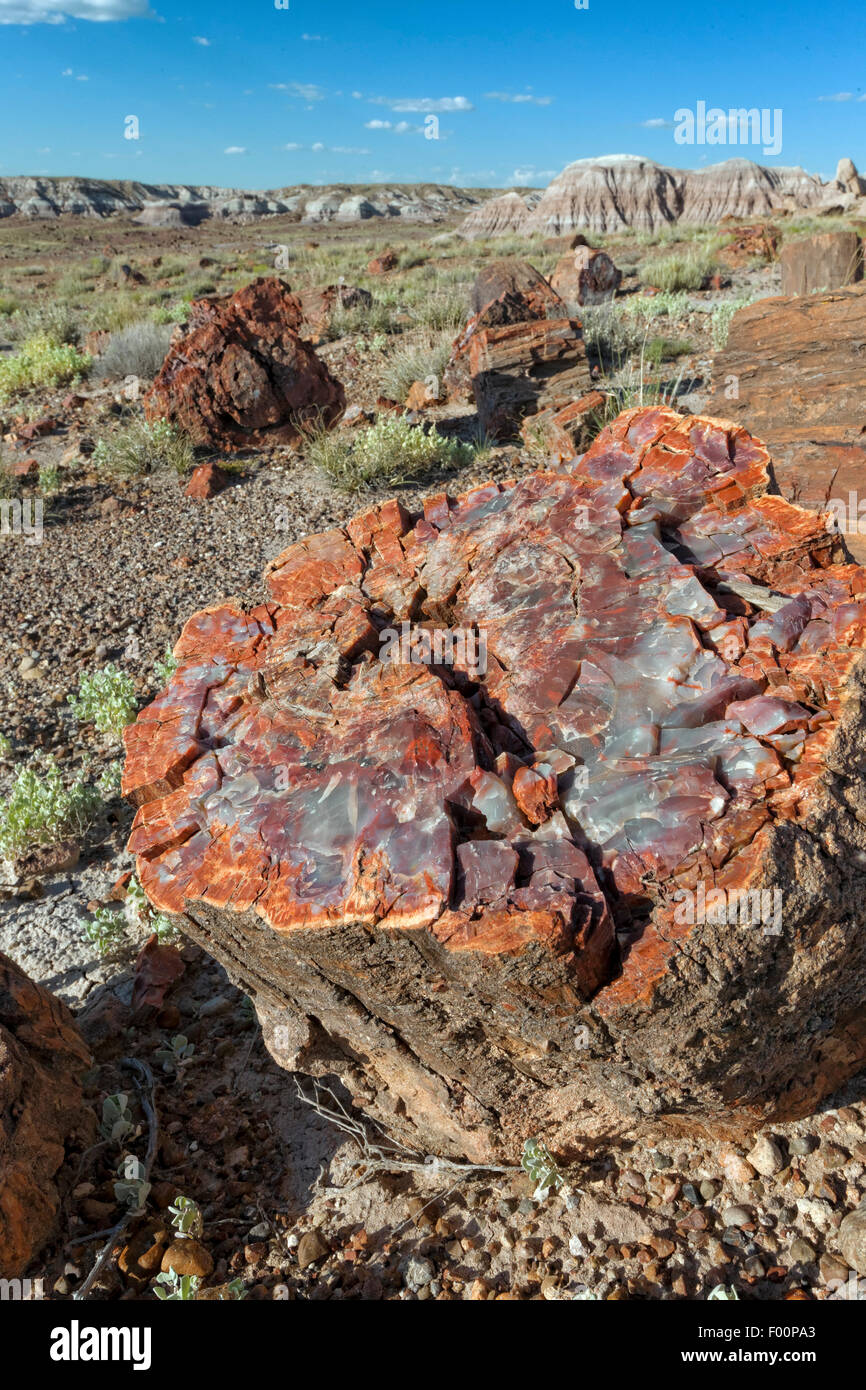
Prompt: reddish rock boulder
<box><xmin>550</xmin><ymin>246</ymin><xmax>622</xmax><ymax>306</ymax></box>
<box><xmin>124</xmin><ymin>406</ymin><xmax>866</xmax><ymax>1160</ymax></box>
<box><xmin>367</xmin><ymin>249</ymin><xmax>398</xmax><ymax>275</ymax></box>
<box><xmin>185</xmin><ymin>462</ymin><xmax>228</xmax><ymax>501</ymax></box>
<box><xmin>468</xmin><ymin>316</ymin><xmax>593</xmax><ymax>440</ymax></box>
<box><xmin>143</xmin><ymin>277</ymin><xmax>345</xmax><ymax>452</ymax></box>
<box><xmin>708</xmin><ymin>284</ymin><xmax>866</xmax><ymax>560</ymax></box>
<box><xmin>780</xmin><ymin>230</ymin><xmax>862</xmax><ymax>296</ymax></box>
<box><xmin>0</xmin><ymin>952</ymin><xmax>93</xmax><ymax>1277</ymax></box>
<box><xmin>717</xmin><ymin>223</ymin><xmax>780</xmax><ymax>270</ymax></box>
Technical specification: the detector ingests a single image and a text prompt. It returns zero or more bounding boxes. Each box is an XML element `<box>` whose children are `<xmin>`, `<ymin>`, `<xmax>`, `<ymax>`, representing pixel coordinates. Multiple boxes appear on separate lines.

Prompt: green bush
<box><xmin>0</xmin><ymin>759</ymin><xmax>101</xmax><ymax>861</ymax></box>
<box><xmin>378</xmin><ymin>332</ymin><xmax>453</xmax><ymax>403</ymax></box>
<box><xmin>92</xmin><ymin>417</ymin><xmax>194</xmax><ymax>478</ymax></box>
<box><xmin>306</xmin><ymin>414</ymin><xmax>472</xmax><ymax>490</ymax></box>
<box><xmin>0</xmin><ymin>334</ymin><xmax>91</xmax><ymax>405</ymax></box>
<box><xmin>642</xmin><ymin>246</ymin><xmax>718</xmax><ymax>292</ymax></box>
<box><xmin>68</xmin><ymin>664</ymin><xmax>139</xmax><ymax>738</ymax></box>
<box><xmin>96</xmin><ymin>321</ymin><xmax>172</xmax><ymax>380</ymax></box>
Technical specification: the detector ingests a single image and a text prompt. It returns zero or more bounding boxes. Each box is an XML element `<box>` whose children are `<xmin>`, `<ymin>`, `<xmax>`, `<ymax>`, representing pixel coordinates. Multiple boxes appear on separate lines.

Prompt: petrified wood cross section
<box><xmin>123</xmin><ymin>407</ymin><xmax>866</xmax><ymax>1161</ymax></box>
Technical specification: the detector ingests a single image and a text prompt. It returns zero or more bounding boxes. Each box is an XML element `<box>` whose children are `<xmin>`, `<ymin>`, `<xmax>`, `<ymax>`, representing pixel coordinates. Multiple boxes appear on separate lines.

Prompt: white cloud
<box><xmin>641</xmin><ymin>117</ymin><xmax>673</xmax><ymax>128</ymax></box>
<box><xmin>283</xmin><ymin>141</ymin><xmax>370</xmax><ymax>155</ymax></box>
<box><xmin>485</xmin><ymin>91</ymin><xmax>553</xmax><ymax>106</ymax></box>
<box><xmin>269</xmin><ymin>81</ymin><xmax>325</xmax><ymax>101</ymax></box>
<box><xmin>301</xmin><ymin>33</ymin><xmax>322</xmax><ymax>40</ymax></box>
<box><xmin>368</xmin><ymin>95</ymin><xmax>473</xmax><ymax>112</ymax></box>
<box><xmin>364</xmin><ymin>118</ymin><xmax>421</xmax><ymax>134</ymax></box>
<box><xmin>509</xmin><ymin>166</ymin><xmax>557</xmax><ymax>184</ymax></box>
<box><xmin>1</xmin><ymin>0</ymin><xmax>155</xmax><ymax>21</ymax></box>
<box><xmin>192</xmin><ymin>35</ymin><xmax>210</xmax><ymax>46</ymax></box>
<box><xmin>61</xmin><ymin>66</ymin><xmax>88</xmax><ymax>78</ymax></box>
<box><xmin>224</xmin><ymin>145</ymin><xmax>247</xmax><ymax>155</ymax></box>
<box><xmin>817</xmin><ymin>91</ymin><xmax>853</xmax><ymax>102</ymax></box>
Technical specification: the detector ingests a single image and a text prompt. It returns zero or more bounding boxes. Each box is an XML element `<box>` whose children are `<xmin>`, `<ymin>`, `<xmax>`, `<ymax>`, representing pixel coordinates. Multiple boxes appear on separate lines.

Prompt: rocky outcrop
<box><xmin>835</xmin><ymin>158</ymin><xmax>865</xmax><ymax>196</ymax></box>
<box><xmin>0</xmin><ymin>176</ymin><xmax>494</xmax><ymax>224</ymax></box>
<box><xmin>459</xmin><ymin>156</ymin><xmax>832</xmax><ymax>238</ymax></box>
<box><xmin>1</xmin><ymin>951</ymin><xmax>93</xmax><ymax>1277</ymax></box>
<box><xmin>550</xmin><ymin>246</ymin><xmax>621</xmax><ymax>305</ymax></box>
<box><xmin>525</xmin><ymin>155</ymin><xmax>683</xmax><ymax>235</ymax></box>
<box><xmin>144</xmin><ymin>277</ymin><xmax>345</xmax><ymax>451</ymax></box>
<box><xmin>707</xmin><ymin>284</ymin><xmax>866</xmax><ymax>560</ymax></box>
<box><xmin>135</xmin><ymin>202</ymin><xmax>209</xmax><ymax>228</ymax></box>
<box><xmin>459</xmin><ymin>190</ymin><xmax>542</xmax><ymax>240</ymax></box>
<box><xmin>680</xmin><ymin>160</ymin><xmax>824</xmax><ymax>225</ymax></box>
<box><xmin>123</xmin><ymin>405</ymin><xmax>866</xmax><ymax>1160</ymax></box>
<box><xmin>780</xmin><ymin>230</ymin><xmax>862</xmax><ymax>296</ymax></box>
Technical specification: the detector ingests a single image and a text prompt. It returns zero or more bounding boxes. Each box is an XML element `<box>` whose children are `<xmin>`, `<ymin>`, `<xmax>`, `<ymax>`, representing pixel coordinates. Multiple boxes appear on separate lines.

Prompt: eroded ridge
<box><xmin>124</xmin><ymin>407</ymin><xmax>865</xmax><ymax>1014</ymax></box>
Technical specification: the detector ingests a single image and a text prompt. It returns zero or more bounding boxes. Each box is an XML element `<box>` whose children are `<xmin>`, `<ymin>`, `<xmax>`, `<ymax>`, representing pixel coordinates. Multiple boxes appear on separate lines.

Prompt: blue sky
<box><xmin>0</xmin><ymin>0</ymin><xmax>864</xmax><ymax>188</ymax></box>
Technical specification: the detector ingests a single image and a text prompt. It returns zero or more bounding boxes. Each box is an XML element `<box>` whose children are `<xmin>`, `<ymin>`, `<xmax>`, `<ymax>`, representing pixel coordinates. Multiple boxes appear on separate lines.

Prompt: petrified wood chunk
<box><xmin>124</xmin><ymin>407</ymin><xmax>866</xmax><ymax>1161</ymax></box>
<box><xmin>468</xmin><ymin>317</ymin><xmax>592</xmax><ymax>441</ymax></box>
<box><xmin>443</xmin><ymin>260</ymin><xmax>564</xmax><ymax>401</ymax></box>
<box><xmin>549</xmin><ymin>246</ymin><xmax>622</xmax><ymax>306</ymax></box>
<box><xmin>780</xmin><ymin>230</ymin><xmax>862</xmax><ymax>297</ymax></box>
<box><xmin>708</xmin><ymin>285</ymin><xmax>866</xmax><ymax>561</ymax></box>
<box><xmin>144</xmin><ymin>277</ymin><xmax>345</xmax><ymax>451</ymax></box>
<box><xmin>0</xmin><ymin>952</ymin><xmax>93</xmax><ymax>1277</ymax></box>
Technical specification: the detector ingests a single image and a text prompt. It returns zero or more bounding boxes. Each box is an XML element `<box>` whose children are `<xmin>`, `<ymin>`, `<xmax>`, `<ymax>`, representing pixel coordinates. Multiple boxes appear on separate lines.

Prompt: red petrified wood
<box><xmin>123</xmin><ymin>407</ymin><xmax>866</xmax><ymax>1161</ymax></box>
<box><xmin>144</xmin><ymin>277</ymin><xmax>345</xmax><ymax>452</ymax></box>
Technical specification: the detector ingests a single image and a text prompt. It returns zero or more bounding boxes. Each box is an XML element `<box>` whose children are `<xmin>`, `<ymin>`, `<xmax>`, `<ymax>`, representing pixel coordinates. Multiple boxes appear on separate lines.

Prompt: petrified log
<box><xmin>468</xmin><ymin>317</ymin><xmax>592</xmax><ymax>441</ymax></box>
<box><xmin>0</xmin><ymin>952</ymin><xmax>93</xmax><ymax>1277</ymax></box>
<box><xmin>520</xmin><ymin>389</ymin><xmax>607</xmax><ymax>461</ymax></box>
<box><xmin>123</xmin><ymin>406</ymin><xmax>866</xmax><ymax>1162</ymax></box>
<box><xmin>443</xmin><ymin>261</ymin><xmax>564</xmax><ymax>401</ymax></box>
<box><xmin>144</xmin><ymin>277</ymin><xmax>345</xmax><ymax>451</ymax></box>
<box><xmin>779</xmin><ymin>230</ymin><xmax>862</xmax><ymax>297</ymax></box>
<box><xmin>708</xmin><ymin>284</ymin><xmax>866</xmax><ymax>561</ymax></box>
<box><xmin>549</xmin><ymin>246</ymin><xmax>622</xmax><ymax>306</ymax></box>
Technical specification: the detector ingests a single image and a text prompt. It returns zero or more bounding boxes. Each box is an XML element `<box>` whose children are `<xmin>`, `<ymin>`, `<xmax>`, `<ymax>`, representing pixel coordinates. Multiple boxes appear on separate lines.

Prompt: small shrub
<box><xmin>410</xmin><ymin>287</ymin><xmax>469</xmax><ymax>332</ymax></box>
<box><xmin>9</xmin><ymin>301</ymin><xmax>83</xmax><ymax>344</ymax></box>
<box><xmin>153</xmin><ymin>646</ymin><xmax>179</xmax><ymax>685</ymax></box>
<box><xmin>169</xmin><ymin>1195</ymin><xmax>204</xmax><ymax>1239</ymax></box>
<box><xmin>306</xmin><ymin>414</ymin><xmax>471</xmax><ymax>491</ymax></box>
<box><xmin>0</xmin><ymin>334</ymin><xmax>91</xmax><ymax>405</ymax></box>
<box><xmin>0</xmin><ymin>296</ymin><xmax>18</xmax><ymax>317</ymax></box>
<box><xmin>92</xmin><ymin>417</ymin><xmax>194</xmax><ymax>478</ymax></box>
<box><xmin>644</xmin><ymin>335</ymin><xmax>693</xmax><ymax>366</ymax></box>
<box><xmin>68</xmin><ymin>664</ymin><xmax>138</xmax><ymax>738</ymax></box>
<box><xmin>155</xmin><ymin>1034</ymin><xmax>195</xmax><ymax>1075</ymax></box>
<box><xmin>521</xmin><ymin>1138</ymin><xmax>565</xmax><ymax>1201</ymax></box>
<box><xmin>0</xmin><ymin>759</ymin><xmax>100</xmax><ymax>861</ymax></box>
<box><xmin>710</xmin><ymin>294</ymin><xmax>760</xmax><ymax>349</ymax></box>
<box><xmin>154</xmin><ymin>1271</ymin><xmax>200</xmax><ymax>1301</ymax></box>
<box><xmin>100</xmin><ymin>1093</ymin><xmax>135</xmax><ymax>1144</ymax></box>
<box><xmin>83</xmin><ymin>906</ymin><xmax>126</xmax><ymax>957</ymax></box>
<box><xmin>642</xmin><ymin>246</ymin><xmax>718</xmax><ymax>292</ymax></box>
<box><xmin>378</xmin><ymin>332</ymin><xmax>453</xmax><ymax>403</ymax></box>
<box><xmin>96</xmin><ymin>321</ymin><xmax>172</xmax><ymax>380</ymax></box>
<box><xmin>328</xmin><ymin>298</ymin><xmax>398</xmax><ymax>339</ymax></box>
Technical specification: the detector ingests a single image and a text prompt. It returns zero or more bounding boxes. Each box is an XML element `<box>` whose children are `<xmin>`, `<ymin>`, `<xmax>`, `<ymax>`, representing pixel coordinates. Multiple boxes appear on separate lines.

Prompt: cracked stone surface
<box><xmin>123</xmin><ymin>406</ymin><xmax>866</xmax><ymax>1161</ymax></box>
<box><xmin>143</xmin><ymin>277</ymin><xmax>345</xmax><ymax>452</ymax></box>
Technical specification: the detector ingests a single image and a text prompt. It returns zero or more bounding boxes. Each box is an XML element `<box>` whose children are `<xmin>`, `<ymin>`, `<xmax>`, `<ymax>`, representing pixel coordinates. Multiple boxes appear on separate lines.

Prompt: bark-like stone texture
<box><xmin>0</xmin><ymin>952</ymin><xmax>93</xmax><ymax>1277</ymax></box>
<box><xmin>144</xmin><ymin>277</ymin><xmax>345</xmax><ymax>451</ymax></box>
<box><xmin>550</xmin><ymin>246</ymin><xmax>622</xmax><ymax>306</ymax></box>
<box><xmin>779</xmin><ymin>231</ymin><xmax>862</xmax><ymax>297</ymax></box>
<box><xmin>707</xmin><ymin>285</ymin><xmax>866</xmax><ymax>560</ymax></box>
<box><xmin>443</xmin><ymin>260</ymin><xmax>565</xmax><ymax>403</ymax></box>
<box><xmin>124</xmin><ymin>407</ymin><xmax>866</xmax><ymax>1161</ymax></box>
